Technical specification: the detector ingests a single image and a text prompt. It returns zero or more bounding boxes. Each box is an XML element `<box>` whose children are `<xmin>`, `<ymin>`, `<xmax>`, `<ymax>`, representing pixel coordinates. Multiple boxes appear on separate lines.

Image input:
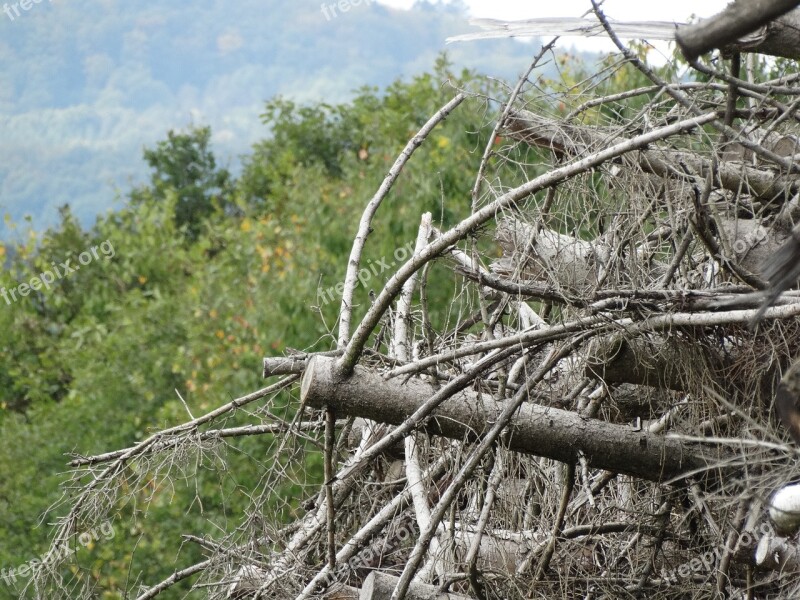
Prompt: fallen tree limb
<box><xmin>504</xmin><ymin>110</ymin><xmax>798</xmax><ymax>202</ymax></box>
<box><xmin>493</xmin><ymin>217</ymin><xmax>613</xmax><ymax>291</ymax></box>
<box><xmin>301</xmin><ymin>356</ymin><xmax>724</xmax><ymax>483</ymax></box>
<box><xmin>448</xmin><ymin>8</ymin><xmax>800</xmax><ymax>60</ymax></box>
<box><xmin>585</xmin><ymin>334</ymin><xmax>706</xmax><ymax>391</ymax></box>
<box><xmin>675</xmin><ymin>1</ymin><xmax>800</xmax><ymax>61</ymax></box>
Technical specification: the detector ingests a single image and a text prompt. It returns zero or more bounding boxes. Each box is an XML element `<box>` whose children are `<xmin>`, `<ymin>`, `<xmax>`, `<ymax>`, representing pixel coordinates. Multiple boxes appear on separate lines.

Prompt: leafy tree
<box><xmin>136</xmin><ymin>126</ymin><xmax>233</xmax><ymax>241</ymax></box>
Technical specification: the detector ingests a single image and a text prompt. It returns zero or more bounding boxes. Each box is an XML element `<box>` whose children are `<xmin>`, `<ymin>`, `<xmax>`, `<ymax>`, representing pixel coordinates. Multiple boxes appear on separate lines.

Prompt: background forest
<box><xmin>0</xmin><ymin>0</ymin><xmax>539</xmax><ymax>236</ymax></box>
<box><xmin>0</xmin><ymin>57</ymin><xmax>531</xmax><ymax>598</ymax></box>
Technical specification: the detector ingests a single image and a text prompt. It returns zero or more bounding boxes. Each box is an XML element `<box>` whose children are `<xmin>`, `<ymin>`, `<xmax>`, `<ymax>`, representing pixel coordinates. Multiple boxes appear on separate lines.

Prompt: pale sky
<box><xmin>377</xmin><ymin>0</ymin><xmax>731</xmax><ymax>57</ymax></box>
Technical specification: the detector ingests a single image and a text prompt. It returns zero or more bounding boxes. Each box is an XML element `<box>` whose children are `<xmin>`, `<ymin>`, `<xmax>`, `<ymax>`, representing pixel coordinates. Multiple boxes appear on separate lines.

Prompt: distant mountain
<box><xmin>0</xmin><ymin>0</ymin><xmax>548</xmax><ymax>238</ymax></box>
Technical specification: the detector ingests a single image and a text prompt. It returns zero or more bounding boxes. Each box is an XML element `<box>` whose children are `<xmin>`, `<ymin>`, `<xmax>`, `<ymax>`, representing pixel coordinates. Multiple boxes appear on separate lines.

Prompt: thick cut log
<box><xmin>301</xmin><ymin>356</ymin><xmax>722</xmax><ymax>483</ymax></box>
<box><xmin>726</xmin><ymin>8</ymin><xmax>800</xmax><ymax>59</ymax></box>
<box><xmin>493</xmin><ymin>217</ymin><xmax>668</xmax><ymax>290</ymax></box>
<box><xmin>756</xmin><ymin>533</ymin><xmax>800</xmax><ymax>570</ymax></box>
<box><xmin>769</xmin><ymin>482</ymin><xmax>800</xmax><ymax>535</ymax></box>
<box><xmin>359</xmin><ymin>572</ymin><xmax>473</xmax><ymax>600</ymax></box>
<box><xmin>676</xmin><ymin>1</ymin><xmax>800</xmax><ymax>60</ymax></box>
<box><xmin>722</xmin><ymin>126</ymin><xmax>800</xmax><ymax>165</ymax></box>
<box><xmin>504</xmin><ymin>110</ymin><xmax>798</xmax><ymax>202</ymax></box>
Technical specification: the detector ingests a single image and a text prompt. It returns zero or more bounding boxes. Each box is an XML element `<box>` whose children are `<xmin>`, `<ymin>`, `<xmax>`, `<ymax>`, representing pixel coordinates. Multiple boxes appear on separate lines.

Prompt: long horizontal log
<box><xmin>360</xmin><ymin>572</ymin><xmax>473</xmax><ymax>600</ymax></box>
<box><xmin>301</xmin><ymin>356</ymin><xmax>724</xmax><ymax>483</ymax></box>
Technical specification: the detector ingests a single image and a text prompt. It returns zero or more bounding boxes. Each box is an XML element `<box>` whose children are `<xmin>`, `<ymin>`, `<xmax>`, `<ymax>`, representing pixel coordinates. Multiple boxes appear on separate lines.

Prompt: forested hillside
<box><xmin>0</xmin><ymin>0</ymin><xmax>539</xmax><ymax>236</ymax></box>
<box><xmin>0</xmin><ymin>59</ymin><xmax>507</xmax><ymax>598</ymax></box>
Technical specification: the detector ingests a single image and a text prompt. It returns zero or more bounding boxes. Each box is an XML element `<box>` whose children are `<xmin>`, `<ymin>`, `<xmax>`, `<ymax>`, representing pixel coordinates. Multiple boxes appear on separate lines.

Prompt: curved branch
<box><xmin>337</xmin><ymin>93</ymin><xmax>465</xmax><ymax>348</ymax></box>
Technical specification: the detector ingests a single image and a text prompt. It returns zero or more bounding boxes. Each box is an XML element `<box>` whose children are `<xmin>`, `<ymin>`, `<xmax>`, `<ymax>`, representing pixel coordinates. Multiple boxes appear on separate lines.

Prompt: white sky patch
<box><xmin>377</xmin><ymin>0</ymin><xmax>731</xmax><ymax>59</ymax></box>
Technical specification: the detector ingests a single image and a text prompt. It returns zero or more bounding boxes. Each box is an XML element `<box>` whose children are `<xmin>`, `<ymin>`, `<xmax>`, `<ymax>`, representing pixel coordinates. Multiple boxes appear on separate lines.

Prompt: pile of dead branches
<box><xmin>32</xmin><ymin>3</ymin><xmax>800</xmax><ymax>599</ymax></box>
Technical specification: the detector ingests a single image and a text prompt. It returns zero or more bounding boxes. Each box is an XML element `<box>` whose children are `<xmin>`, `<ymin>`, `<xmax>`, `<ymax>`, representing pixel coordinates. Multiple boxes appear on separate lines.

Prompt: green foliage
<box><xmin>135</xmin><ymin>126</ymin><xmax>233</xmax><ymax>241</ymax></box>
<box><xmin>0</xmin><ymin>55</ymin><xmax>578</xmax><ymax>597</ymax></box>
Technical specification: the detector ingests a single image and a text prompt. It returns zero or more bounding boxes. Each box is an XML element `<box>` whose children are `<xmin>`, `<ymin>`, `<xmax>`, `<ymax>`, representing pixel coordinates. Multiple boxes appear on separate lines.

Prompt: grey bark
<box><xmin>675</xmin><ymin>1</ymin><xmax>800</xmax><ymax>60</ymax></box>
<box><xmin>301</xmin><ymin>356</ymin><xmax>725</xmax><ymax>483</ymax></box>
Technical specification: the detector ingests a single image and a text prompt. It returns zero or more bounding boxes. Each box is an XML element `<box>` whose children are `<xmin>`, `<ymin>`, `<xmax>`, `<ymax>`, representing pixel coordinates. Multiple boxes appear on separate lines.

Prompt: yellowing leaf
<box><xmin>240</xmin><ymin>218</ymin><xmax>252</xmax><ymax>232</ymax></box>
<box><xmin>437</xmin><ymin>136</ymin><xmax>450</xmax><ymax>149</ymax></box>
<box><xmin>215</xmin><ymin>330</ymin><xmax>225</xmax><ymax>339</ymax></box>
<box><xmin>138</xmin><ymin>275</ymin><xmax>147</xmax><ymax>285</ymax></box>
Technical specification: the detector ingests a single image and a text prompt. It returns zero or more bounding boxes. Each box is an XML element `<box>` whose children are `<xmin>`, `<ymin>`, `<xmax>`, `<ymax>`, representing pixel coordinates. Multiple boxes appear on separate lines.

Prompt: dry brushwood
<box><xmin>29</xmin><ymin>5</ymin><xmax>800</xmax><ymax>600</ymax></box>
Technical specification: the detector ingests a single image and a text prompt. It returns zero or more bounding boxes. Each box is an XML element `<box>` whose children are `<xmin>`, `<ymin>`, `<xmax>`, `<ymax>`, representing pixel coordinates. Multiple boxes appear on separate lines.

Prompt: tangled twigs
<box><xmin>37</xmin><ymin>376</ymin><xmax>298</xmax><ymax>588</ymax></box>
<box><xmin>337</xmin><ymin>111</ymin><xmax>719</xmax><ymax>375</ymax></box>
